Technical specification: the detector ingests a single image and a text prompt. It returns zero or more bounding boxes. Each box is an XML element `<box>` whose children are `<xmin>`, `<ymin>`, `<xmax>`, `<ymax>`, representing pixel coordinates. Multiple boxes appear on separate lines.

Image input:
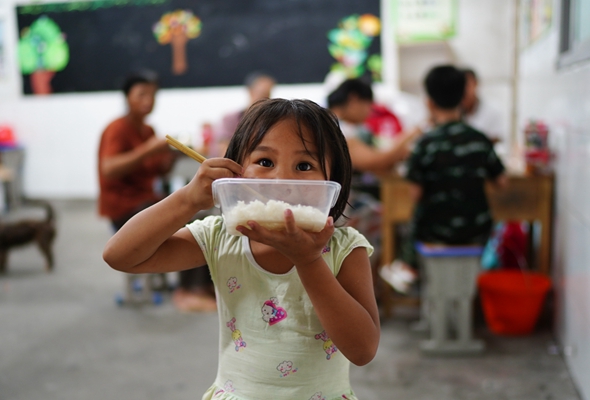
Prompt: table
<box><xmin>379</xmin><ymin>173</ymin><xmax>554</xmax><ymax>317</ymax></box>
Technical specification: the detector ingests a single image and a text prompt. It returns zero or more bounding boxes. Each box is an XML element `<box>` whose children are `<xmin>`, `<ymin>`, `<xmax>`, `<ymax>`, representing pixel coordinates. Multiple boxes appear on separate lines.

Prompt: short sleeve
<box><xmin>99</xmin><ymin>122</ymin><xmax>130</xmax><ymax>158</ymax></box>
<box><xmin>185</xmin><ymin>215</ymin><xmax>226</xmax><ymax>282</ymax></box>
<box><xmin>328</xmin><ymin>227</ymin><xmax>374</xmax><ymax>276</ymax></box>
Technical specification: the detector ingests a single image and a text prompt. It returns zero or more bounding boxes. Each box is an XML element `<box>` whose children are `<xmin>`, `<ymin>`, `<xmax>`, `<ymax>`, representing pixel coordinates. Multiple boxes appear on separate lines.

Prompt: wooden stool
<box><xmin>416</xmin><ymin>243</ymin><xmax>485</xmax><ymax>355</ymax></box>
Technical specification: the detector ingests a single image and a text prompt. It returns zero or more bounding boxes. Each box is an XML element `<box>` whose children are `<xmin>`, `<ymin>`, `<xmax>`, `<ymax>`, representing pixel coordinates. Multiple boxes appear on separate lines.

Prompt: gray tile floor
<box><xmin>0</xmin><ymin>200</ymin><xmax>582</xmax><ymax>400</ymax></box>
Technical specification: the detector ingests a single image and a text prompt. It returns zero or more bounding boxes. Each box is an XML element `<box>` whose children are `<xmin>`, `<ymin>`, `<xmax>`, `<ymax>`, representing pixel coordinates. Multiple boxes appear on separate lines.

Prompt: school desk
<box><xmin>378</xmin><ymin>172</ymin><xmax>554</xmax><ymax>318</ymax></box>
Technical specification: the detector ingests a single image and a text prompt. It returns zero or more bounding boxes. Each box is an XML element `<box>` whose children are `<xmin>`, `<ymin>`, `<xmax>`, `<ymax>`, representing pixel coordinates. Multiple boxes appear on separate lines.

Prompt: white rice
<box><xmin>223</xmin><ymin>200</ymin><xmax>326</xmax><ymax>235</ymax></box>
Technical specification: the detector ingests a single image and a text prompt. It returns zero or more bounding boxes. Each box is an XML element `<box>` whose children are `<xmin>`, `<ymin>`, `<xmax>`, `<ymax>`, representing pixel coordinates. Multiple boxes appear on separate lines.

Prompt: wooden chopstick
<box><xmin>165</xmin><ymin>135</ymin><xmax>207</xmax><ymax>163</ymax></box>
<box><xmin>165</xmin><ymin>135</ymin><xmax>267</xmax><ymax>201</ymax></box>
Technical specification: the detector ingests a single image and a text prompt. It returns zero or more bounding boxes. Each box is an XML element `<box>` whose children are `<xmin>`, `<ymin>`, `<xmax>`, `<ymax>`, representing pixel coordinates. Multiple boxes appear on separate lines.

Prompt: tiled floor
<box><xmin>0</xmin><ymin>200</ymin><xmax>582</xmax><ymax>400</ymax></box>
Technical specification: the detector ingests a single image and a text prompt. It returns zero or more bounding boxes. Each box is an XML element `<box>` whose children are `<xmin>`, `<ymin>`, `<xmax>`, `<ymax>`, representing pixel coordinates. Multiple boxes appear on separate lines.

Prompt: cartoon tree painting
<box><xmin>327</xmin><ymin>14</ymin><xmax>382</xmax><ymax>81</ymax></box>
<box><xmin>18</xmin><ymin>16</ymin><xmax>69</xmax><ymax>95</ymax></box>
<box><xmin>153</xmin><ymin>10</ymin><xmax>202</xmax><ymax>75</ymax></box>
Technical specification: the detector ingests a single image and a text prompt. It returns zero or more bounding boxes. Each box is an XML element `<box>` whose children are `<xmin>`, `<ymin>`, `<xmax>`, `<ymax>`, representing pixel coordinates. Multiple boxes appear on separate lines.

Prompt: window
<box><xmin>559</xmin><ymin>0</ymin><xmax>590</xmax><ymax>67</ymax></box>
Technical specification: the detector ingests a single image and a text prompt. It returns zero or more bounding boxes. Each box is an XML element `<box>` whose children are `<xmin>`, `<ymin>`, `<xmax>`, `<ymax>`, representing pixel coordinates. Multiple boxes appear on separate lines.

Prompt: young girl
<box><xmin>103</xmin><ymin>98</ymin><xmax>380</xmax><ymax>400</ymax></box>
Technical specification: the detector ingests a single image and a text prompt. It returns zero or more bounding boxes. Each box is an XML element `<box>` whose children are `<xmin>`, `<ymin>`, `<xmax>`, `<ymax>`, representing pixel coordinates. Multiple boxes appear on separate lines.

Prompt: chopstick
<box><xmin>165</xmin><ymin>135</ymin><xmax>207</xmax><ymax>163</ymax></box>
<box><xmin>165</xmin><ymin>135</ymin><xmax>271</xmax><ymax>204</ymax></box>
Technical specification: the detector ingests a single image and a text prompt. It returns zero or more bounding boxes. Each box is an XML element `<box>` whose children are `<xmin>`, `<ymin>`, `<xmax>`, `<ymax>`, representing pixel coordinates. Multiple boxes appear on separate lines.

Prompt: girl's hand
<box><xmin>184</xmin><ymin>158</ymin><xmax>242</xmax><ymax>211</ymax></box>
<box><xmin>236</xmin><ymin>209</ymin><xmax>335</xmax><ymax>267</ymax></box>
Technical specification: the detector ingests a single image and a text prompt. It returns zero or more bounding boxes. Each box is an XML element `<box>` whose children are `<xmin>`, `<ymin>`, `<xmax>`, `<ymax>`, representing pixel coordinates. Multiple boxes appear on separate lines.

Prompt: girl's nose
<box><xmin>274</xmin><ymin>167</ymin><xmax>297</xmax><ymax>180</ymax></box>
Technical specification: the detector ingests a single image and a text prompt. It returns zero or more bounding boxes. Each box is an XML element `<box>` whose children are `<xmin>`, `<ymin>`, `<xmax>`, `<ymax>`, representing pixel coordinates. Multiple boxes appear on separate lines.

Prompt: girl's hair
<box><xmin>225</xmin><ymin>98</ymin><xmax>352</xmax><ymax>221</ymax></box>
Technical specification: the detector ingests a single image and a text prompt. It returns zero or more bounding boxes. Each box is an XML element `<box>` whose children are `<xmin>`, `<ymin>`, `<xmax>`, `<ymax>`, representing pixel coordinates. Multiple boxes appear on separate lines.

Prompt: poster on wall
<box><xmin>392</xmin><ymin>0</ymin><xmax>457</xmax><ymax>44</ymax></box>
<box><xmin>15</xmin><ymin>0</ymin><xmax>381</xmax><ymax>95</ymax></box>
<box><xmin>520</xmin><ymin>0</ymin><xmax>552</xmax><ymax>48</ymax></box>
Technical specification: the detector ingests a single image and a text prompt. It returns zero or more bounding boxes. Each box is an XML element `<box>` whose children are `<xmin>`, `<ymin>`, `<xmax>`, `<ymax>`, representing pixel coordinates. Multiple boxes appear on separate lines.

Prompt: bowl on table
<box><xmin>212</xmin><ymin>178</ymin><xmax>341</xmax><ymax>236</ymax></box>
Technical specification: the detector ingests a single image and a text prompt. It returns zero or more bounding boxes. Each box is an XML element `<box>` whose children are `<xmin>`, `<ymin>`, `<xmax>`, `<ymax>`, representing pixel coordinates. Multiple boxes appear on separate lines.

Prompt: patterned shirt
<box><xmin>406</xmin><ymin>121</ymin><xmax>505</xmax><ymax>244</ymax></box>
<box><xmin>187</xmin><ymin>216</ymin><xmax>373</xmax><ymax>400</ymax></box>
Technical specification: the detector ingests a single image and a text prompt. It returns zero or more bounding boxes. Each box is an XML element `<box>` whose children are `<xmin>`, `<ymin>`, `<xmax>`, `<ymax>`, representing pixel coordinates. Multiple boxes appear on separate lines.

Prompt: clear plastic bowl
<box><xmin>212</xmin><ymin>178</ymin><xmax>341</xmax><ymax>236</ymax></box>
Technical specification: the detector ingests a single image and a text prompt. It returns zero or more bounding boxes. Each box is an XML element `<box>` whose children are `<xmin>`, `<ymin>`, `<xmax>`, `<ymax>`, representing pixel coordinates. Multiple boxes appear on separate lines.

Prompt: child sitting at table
<box><xmin>380</xmin><ymin>65</ymin><xmax>507</xmax><ymax>293</ymax></box>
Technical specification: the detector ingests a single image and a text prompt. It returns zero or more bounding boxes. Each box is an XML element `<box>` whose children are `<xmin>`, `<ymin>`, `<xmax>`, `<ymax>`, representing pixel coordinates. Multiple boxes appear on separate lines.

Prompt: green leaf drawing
<box><xmin>18</xmin><ymin>16</ymin><xmax>69</xmax><ymax>74</ymax></box>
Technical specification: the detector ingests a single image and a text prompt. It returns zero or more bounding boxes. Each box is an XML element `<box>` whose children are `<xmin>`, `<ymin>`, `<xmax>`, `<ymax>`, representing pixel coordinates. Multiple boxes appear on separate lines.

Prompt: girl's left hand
<box><xmin>236</xmin><ymin>209</ymin><xmax>335</xmax><ymax>267</ymax></box>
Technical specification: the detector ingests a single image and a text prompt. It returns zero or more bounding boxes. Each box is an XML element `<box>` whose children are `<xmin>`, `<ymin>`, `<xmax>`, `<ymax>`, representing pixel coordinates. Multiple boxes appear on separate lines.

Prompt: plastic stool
<box><xmin>416</xmin><ymin>243</ymin><xmax>485</xmax><ymax>355</ymax></box>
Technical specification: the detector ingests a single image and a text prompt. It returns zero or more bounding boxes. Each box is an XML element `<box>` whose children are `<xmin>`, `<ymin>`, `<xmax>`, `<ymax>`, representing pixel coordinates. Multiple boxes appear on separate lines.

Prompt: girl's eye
<box><xmin>257</xmin><ymin>159</ymin><xmax>273</xmax><ymax>167</ymax></box>
<box><xmin>296</xmin><ymin>162</ymin><xmax>312</xmax><ymax>171</ymax></box>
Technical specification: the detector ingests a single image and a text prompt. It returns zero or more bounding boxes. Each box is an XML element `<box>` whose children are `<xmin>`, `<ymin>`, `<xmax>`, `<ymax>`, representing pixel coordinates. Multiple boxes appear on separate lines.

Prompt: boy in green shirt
<box><xmin>381</xmin><ymin>65</ymin><xmax>507</xmax><ymax>293</ymax></box>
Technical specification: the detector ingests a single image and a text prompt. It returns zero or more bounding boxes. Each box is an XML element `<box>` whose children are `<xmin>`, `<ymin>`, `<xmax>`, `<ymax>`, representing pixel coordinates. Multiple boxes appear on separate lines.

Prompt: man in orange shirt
<box><xmin>98</xmin><ymin>72</ymin><xmax>175</xmax><ymax>230</ymax></box>
<box><xmin>98</xmin><ymin>72</ymin><xmax>216</xmax><ymax>312</ymax></box>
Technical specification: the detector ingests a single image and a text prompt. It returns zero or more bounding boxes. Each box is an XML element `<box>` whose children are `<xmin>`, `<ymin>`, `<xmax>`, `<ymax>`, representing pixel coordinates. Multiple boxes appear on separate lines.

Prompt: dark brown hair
<box><xmin>224</xmin><ymin>98</ymin><xmax>352</xmax><ymax>221</ymax></box>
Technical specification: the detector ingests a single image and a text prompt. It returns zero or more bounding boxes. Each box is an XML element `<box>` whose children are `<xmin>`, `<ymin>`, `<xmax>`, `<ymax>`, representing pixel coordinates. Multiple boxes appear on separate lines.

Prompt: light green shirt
<box><xmin>187</xmin><ymin>216</ymin><xmax>373</xmax><ymax>400</ymax></box>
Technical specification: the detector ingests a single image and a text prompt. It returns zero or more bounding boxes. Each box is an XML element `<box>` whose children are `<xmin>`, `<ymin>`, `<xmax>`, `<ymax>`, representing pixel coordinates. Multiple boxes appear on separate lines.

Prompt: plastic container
<box><xmin>478</xmin><ymin>270</ymin><xmax>552</xmax><ymax>335</ymax></box>
<box><xmin>212</xmin><ymin>178</ymin><xmax>341</xmax><ymax>236</ymax></box>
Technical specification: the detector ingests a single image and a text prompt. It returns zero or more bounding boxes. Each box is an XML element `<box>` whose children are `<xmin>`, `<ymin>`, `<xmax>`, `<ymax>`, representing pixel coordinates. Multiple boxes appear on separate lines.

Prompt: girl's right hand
<box><xmin>184</xmin><ymin>157</ymin><xmax>242</xmax><ymax>211</ymax></box>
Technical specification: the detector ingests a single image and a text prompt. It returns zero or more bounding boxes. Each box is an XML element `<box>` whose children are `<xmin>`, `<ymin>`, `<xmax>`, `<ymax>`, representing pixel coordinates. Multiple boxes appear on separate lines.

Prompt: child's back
<box><xmin>407</xmin><ymin>120</ymin><xmax>504</xmax><ymax>244</ymax></box>
<box><xmin>381</xmin><ymin>66</ymin><xmax>506</xmax><ymax>294</ymax></box>
<box><xmin>407</xmin><ymin>65</ymin><xmax>505</xmax><ymax>246</ymax></box>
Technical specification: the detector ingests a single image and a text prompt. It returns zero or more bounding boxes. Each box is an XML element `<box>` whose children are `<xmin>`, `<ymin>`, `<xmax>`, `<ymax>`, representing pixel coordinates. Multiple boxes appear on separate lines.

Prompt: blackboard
<box><xmin>16</xmin><ymin>0</ymin><xmax>381</xmax><ymax>94</ymax></box>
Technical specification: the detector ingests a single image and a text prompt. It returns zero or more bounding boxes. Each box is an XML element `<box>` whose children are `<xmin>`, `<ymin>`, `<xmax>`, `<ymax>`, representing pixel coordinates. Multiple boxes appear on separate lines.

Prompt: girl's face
<box><xmin>241</xmin><ymin>118</ymin><xmax>329</xmax><ymax>181</ymax></box>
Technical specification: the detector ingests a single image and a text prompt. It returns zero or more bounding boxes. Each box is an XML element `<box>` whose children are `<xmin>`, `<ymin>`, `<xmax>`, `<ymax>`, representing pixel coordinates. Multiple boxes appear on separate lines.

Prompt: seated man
<box><xmin>381</xmin><ymin>65</ymin><xmax>507</xmax><ymax>293</ymax></box>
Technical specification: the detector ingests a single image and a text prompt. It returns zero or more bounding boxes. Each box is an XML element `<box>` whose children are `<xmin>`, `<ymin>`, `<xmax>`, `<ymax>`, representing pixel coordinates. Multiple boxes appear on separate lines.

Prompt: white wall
<box><xmin>518</xmin><ymin>2</ymin><xmax>590</xmax><ymax>399</ymax></box>
<box><xmin>397</xmin><ymin>0</ymin><xmax>515</xmax><ymax>146</ymax></box>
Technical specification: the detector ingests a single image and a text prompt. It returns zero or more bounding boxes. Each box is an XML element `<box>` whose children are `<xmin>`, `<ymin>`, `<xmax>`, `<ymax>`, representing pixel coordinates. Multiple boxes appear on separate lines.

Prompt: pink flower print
<box><xmin>321</xmin><ymin>245</ymin><xmax>331</xmax><ymax>254</ymax></box>
<box><xmin>277</xmin><ymin>360</ymin><xmax>298</xmax><ymax>377</ymax></box>
<box><xmin>309</xmin><ymin>392</ymin><xmax>326</xmax><ymax>400</ymax></box>
<box><xmin>315</xmin><ymin>330</ymin><xmax>338</xmax><ymax>360</ymax></box>
<box><xmin>261</xmin><ymin>297</ymin><xmax>287</xmax><ymax>325</ymax></box>
<box><xmin>227</xmin><ymin>277</ymin><xmax>241</xmax><ymax>293</ymax></box>
<box><xmin>227</xmin><ymin>318</ymin><xmax>246</xmax><ymax>352</ymax></box>
<box><xmin>224</xmin><ymin>381</ymin><xmax>235</xmax><ymax>392</ymax></box>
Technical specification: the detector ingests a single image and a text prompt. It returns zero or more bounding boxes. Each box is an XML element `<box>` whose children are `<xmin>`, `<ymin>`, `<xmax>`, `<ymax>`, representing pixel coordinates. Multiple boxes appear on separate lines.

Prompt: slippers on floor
<box><xmin>379</xmin><ymin>260</ymin><xmax>418</xmax><ymax>294</ymax></box>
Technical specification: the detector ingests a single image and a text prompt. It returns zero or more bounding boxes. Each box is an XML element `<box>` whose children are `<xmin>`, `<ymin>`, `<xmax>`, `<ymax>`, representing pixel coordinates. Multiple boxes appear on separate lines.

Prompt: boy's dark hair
<box><xmin>424</xmin><ymin>65</ymin><xmax>466</xmax><ymax>109</ymax></box>
<box><xmin>327</xmin><ymin>78</ymin><xmax>373</xmax><ymax>108</ymax></box>
<box><xmin>225</xmin><ymin>98</ymin><xmax>352</xmax><ymax>221</ymax></box>
<box><xmin>122</xmin><ymin>70</ymin><xmax>159</xmax><ymax>96</ymax></box>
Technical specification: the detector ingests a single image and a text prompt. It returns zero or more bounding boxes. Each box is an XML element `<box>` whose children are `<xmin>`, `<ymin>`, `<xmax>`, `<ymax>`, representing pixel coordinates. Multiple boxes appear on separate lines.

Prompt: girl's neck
<box><xmin>248</xmin><ymin>239</ymin><xmax>294</xmax><ymax>275</ymax></box>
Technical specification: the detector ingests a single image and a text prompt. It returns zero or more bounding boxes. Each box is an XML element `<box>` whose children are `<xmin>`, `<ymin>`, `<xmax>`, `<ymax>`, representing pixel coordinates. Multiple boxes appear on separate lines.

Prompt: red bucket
<box><xmin>478</xmin><ymin>270</ymin><xmax>552</xmax><ymax>335</ymax></box>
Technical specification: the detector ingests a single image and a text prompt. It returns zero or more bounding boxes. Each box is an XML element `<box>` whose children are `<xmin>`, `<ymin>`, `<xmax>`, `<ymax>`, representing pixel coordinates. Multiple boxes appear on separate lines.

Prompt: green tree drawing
<box><xmin>153</xmin><ymin>10</ymin><xmax>201</xmax><ymax>75</ymax></box>
<box><xmin>18</xmin><ymin>16</ymin><xmax>69</xmax><ymax>95</ymax></box>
